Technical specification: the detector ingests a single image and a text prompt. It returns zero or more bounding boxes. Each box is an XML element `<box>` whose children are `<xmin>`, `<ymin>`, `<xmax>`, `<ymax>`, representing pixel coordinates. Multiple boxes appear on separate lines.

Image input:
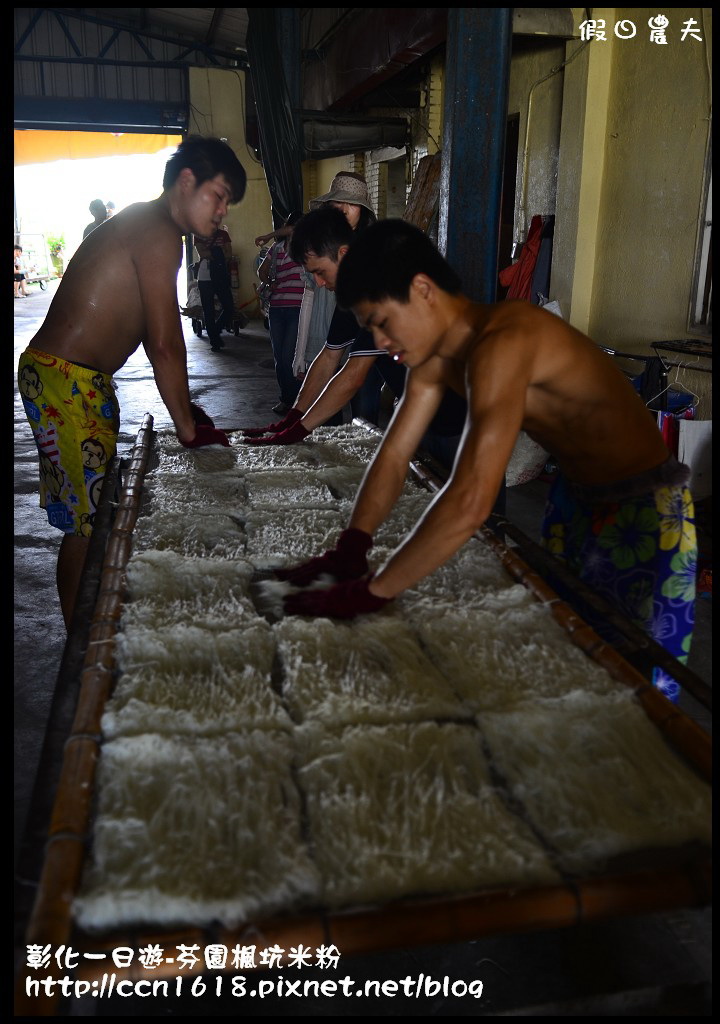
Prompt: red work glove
<box><xmin>275</xmin><ymin>528</ymin><xmax>373</xmax><ymax>586</ymax></box>
<box><xmin>284</xmin><ymin>576</ymin><xmax>390</xmax><ymax>620</ymax></box>
<box><xmin>244</xmin><ymin>420</ymin><xmax>310</xmax><ymax>446</ymax></box>
<box><xmin>180</xmin><ymin>424</ymin><xmax>230</xmax><ymax>448</ymax></box>
<box><xmin>190</xmin><ymin>402</ymin><xmax>216</xmax><ymax>428</ymax></box>
<box><xmin>241</xmin><ymin>408</ymin><xmax>303</xmax><ymax>438</ymax></box>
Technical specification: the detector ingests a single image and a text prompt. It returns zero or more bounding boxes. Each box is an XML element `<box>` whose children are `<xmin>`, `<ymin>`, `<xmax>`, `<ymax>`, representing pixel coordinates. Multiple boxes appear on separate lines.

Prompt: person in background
<box><xmin>309</xmin><ymin>170</ymin><xmax>377</xmax><ymax>232</ymax></box>
<box><xmin>18</xmin><ymin>136</ymin><xmax>247</xmax><ymax>630</ymax></box>
<box><xmin>308</xmin><ymin>172</ymin><xmax>382</xmax><ymax>424</ymax></box>
<box><xmin>82</xmin><ymin>199</ymin><xmax>109</xmax><ymax>239</ymax></box>
<box><xmin>14</xmin><ymin>245</ymin><xmax>30</xmax><ymax>297</ymax></box>
<box><xmin>105</xmin><ymin>201</ymin><xmax>116</xmax><ymax>217</ymax></box>
<box><xmin>258</xmin><ymin>212</ymin><xmax>304</xmax><ymax>414</ymax></box>
<box><xmin>194</xmin><ymin>223</ymin><xmax>236</xmax><ymax>352</ymax></box>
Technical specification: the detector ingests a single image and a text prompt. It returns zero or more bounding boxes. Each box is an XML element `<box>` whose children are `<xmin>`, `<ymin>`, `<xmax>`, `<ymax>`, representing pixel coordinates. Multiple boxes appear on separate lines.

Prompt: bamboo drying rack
<box><xmin>15</xmin><ymin>416</ymin><xmax>712</xmax><ymax>1015</ymax></box>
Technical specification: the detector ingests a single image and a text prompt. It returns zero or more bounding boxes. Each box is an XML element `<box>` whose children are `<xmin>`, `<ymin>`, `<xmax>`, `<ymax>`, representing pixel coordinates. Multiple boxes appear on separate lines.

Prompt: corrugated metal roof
<box><xmin>48</xmin><ymin>8</ymin><xmax>249</xmax><ymax>59</ymax></box>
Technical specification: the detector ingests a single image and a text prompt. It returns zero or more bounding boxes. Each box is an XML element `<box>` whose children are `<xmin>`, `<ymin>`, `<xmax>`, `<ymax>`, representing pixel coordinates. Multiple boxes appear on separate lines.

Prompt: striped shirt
<box><xmin>269</xmin><ymin>243</ymin><xmax>304</xmax><ymax>308</ymax></box>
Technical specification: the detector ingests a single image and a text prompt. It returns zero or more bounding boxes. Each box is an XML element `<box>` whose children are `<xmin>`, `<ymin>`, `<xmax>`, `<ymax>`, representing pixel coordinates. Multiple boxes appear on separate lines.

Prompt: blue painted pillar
<box><xmin>438</xmin><ymin>9</ymin><xmax>512</xmax><ymax>302</ymax></box>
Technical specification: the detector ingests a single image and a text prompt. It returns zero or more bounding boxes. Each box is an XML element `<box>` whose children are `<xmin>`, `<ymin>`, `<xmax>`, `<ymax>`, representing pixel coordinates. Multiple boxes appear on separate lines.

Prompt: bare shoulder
<box><xmin>114</xmin><ymin>202</ymin><xmax>183</xmax><ymax>276</ymax></box>
<box><xmin>115</xmin><ymin>201</ymin><xmax>178</xmax><ymax>242</ymax></box>
<box><xmin>410</xmin><ymin>353</ymin><xmax>448</xmax><ymax>386</ymax></box>
<box><xmin>470</xmin><ymin>301</ymin><xmax>603</xmax><ymax>372</ymax></box>
<box><xmin>474</xmin><ymin>300</ymin><xmax>570</xmax><ymax>341</ymax></box>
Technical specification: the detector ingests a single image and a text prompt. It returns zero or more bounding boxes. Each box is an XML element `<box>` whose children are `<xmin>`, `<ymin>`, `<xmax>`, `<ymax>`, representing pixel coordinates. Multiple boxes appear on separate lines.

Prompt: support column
<box><xmin>438</xmin><ymin>8</ymin><xmax>512</xmax><ymax>302</ymax></box>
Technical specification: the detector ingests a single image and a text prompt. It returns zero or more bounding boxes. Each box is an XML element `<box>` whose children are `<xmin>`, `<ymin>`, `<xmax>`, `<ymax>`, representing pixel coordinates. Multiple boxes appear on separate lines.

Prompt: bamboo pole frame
<box><xmin>15</xmin><ymin>417</ymin><xmax>711</xmax><ymax>1014</ymax></box>
<box><xmin>16</xmin><ymin>415</ymin><xmax>155</xmax><ymax>1016</ymax></box>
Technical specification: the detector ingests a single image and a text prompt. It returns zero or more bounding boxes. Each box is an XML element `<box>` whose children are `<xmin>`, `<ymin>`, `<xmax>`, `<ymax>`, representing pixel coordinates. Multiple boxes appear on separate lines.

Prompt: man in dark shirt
<box><xmin>240</xmin><ymin>206</ymin><xmax>474</xmax><ymax>480</ymax></box>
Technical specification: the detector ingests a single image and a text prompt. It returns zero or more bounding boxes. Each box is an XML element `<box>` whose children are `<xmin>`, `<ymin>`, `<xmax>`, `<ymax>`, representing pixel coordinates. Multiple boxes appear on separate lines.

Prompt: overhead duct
<box><xmin>303</xmin><ymin>115</ymin><xmax>407</xmax><ymax>159</ymax></box>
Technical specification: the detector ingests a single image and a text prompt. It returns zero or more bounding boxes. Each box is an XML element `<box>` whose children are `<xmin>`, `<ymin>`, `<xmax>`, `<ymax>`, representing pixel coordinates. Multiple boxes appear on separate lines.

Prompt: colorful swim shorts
<box><xmin>541</xmin><ymin>466</ymin><xmax>697</xmax><ymax>703</ymax></box>
<box><xmin>18</xmin><ymin>348</ymin><xmax>120</xmax><ymax>537</ymax></box>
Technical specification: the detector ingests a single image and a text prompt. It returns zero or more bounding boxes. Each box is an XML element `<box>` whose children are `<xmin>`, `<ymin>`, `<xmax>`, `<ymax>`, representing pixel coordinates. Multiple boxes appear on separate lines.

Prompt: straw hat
<box><xmin>309</xmin><ymin>172</ymin><xmax>375</xmax><ymax>213</ymax></box>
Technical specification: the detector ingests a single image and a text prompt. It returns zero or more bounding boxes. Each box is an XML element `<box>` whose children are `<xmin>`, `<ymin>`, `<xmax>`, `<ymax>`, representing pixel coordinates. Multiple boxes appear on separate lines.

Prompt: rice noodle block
<box><xmin>274</xmin><ymin>616</ymin><xmax>469</xmax><ymax>727</ymax></box>
<box><xmin>143</xmin><ymin>470</ymin><xmax>248</xmax><ymax>515</ymax></box>
<box><xmin>231</xmin><ymin>438</ymin><xmax>322</xmax><ymax>469</ymax></box>
<box><xmin>480</xmin><ymin>692</ymin><xmax>712</xmax><ymax>873</ymax></box>
<box><xmin>121</xmin><ymin>592</ymin><xmax>260</xmax><ymax>633</ymax></box>
<box><xmin>244</xmin><ymin>508</ymin><xmax>345</xmax><ymax>568</ymax></box>
<box><xmin>116</xmin><ymin>623</ymin><xmax>275</xmax><ymax>675</ymax></box>
<box><xmin>121</xmin><ymin>550</ymin><xmax>259</xmax><ymax>633</ymax></box>
<box><xmin>406</xmin><ymin>582</ymin><xmax>533</xmax><ymax>622</ymax></box>
<box><xmin>405</xmin><ymin>539</ymin><xmax>518</xmax><ymax>606</ymax></box>
<box><xmin>371</xmin><ymin>491</ymin><xmax>435</xmax><ymax>547</ymax></box>
<box><xmin>153</xmin><ymin>438</ymin><xmax>240</xmax><ymax>474</ymax></box>
<box><xmin>304</xmin><ymin>432</ymin><xmax>384</xmax><ymax>467</ymax></box>
<box><xmin>296</xmin><ymin>721</ymin><xmax>559</xmax><ymax>908</ymax></box>
<box><xmin>414</xmin><ymin>601</ymin><xmax>625</xmax><ymax>711</ymax></box>
<box><xmin>245</xmin><ymin>469</ymin><xmax>339</xmax><ymax>510</ymax></box>
<box><xmin>74</xmin><ymin>731</ymin><xmax>320</xmax><ymax>930</ymax></box>
<box><xmin>103</xmin><ymin>660</ymin><xmax>289</xmax><ymax>738</ymax></box>
<box><xmin>311</xmin><ymin>425</ymin><xmax>373</xmax><ymax>443</ymax></box>
<box><xmin>132</xmin><ymin>510</ymin><xmax>246</xmax><ymax>558</ymax></box>
<box><xmin>313</xmin><ymin>464</ymin><xmax>368</xmax><ymax>500</ymax></box>
<box><xmin>124</xmin><ymin>549</ymin><xmax>254</xmax><ymax>603</ymax></box>
<box><xmin>109</xmin><ymin>622</ymin><xmax>283</xmax><ymax>736</ymax></box>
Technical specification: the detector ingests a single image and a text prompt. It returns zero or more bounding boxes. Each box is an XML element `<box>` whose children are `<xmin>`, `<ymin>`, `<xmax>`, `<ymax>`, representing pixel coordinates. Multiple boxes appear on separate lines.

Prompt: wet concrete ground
<box><xmin>14</xmin><ymin>279</ymin><xmax>711</xmax><ymax>1015</ymax></box>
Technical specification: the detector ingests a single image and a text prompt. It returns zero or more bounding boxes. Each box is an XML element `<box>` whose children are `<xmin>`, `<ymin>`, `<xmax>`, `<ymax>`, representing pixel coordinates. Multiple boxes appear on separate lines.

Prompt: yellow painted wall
<box><xmin>507</xmin><ymin>40</ymin><xmax>567</xmax><ymax>241</ymax></box>
<box><xmin>551</xmin><ymin>9</ymin><xmax>711</xmax><ymax>416</ymax></box>
<box><xmin>588</xmin><ymin>9</ymin><xmax>712</xmax><ymax>415</ymax></box>
<box><xmin>591</xmin><ymin>9</ymin><xmax>712</xmax><ymax>345</ymax></box>
<box><xmin>302</xmin><ymin>155</ymin><xmax>358</xmax><ymax>208</ymax></box>
<box><xmin>188</xmin><ymin>67</ymin><xmax>273</xmax><ymax>306</ymax></box>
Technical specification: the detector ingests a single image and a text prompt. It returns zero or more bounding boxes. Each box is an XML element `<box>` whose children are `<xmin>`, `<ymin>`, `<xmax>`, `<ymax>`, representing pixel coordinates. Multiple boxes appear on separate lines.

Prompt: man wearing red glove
<box><xmin>240</xmin><ymin>207</ymin><xmax>468</xmax><ymax>475</ymax></box>
<box><xmin>241</xmin><ymin>208</ymin><xmax>379</xmax><ymax>445</ymax></box>
<box><xmin>281</xmin><ymin>221</ymin><xmax>696</xmax><ymax>708</ymax></box>
<box><xmin>17</xmin><ymin>136</ymin><xmax>244</xmax><ymax>628</ymax></box>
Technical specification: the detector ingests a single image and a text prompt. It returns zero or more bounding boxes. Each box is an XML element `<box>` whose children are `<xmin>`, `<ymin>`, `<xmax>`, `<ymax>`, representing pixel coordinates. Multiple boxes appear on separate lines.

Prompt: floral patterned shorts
<box><xmin>541</xmin><ymin>473</ymin><xmax>697</xmax><ymax>703</ymax></box>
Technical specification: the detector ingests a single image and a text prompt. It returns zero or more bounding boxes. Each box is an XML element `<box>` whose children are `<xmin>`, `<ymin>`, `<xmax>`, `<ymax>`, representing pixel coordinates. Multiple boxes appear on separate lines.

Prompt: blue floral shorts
<box><xmin>541</xmin><ymin>473</ymin><xmax>697</xmax><ymax>703</ymax></box>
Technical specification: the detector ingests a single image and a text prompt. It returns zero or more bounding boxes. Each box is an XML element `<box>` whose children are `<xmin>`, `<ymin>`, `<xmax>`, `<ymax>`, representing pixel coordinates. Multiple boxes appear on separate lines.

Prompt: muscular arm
<box><xmin>347</xmin><ymin>366</ymin><xmax>446</xmax><ymax>537</ymax></box>
<box><xmin>301</xmin><ymin>354</ymin><xmax>375</xmax><ymax>430</ymax></box>
<box><xmin>255</xmin><ymin>225</ymin><xmax>292</xmax><ymax>247</ymax></box>
<box><xmin>292</xmin><ymin>344</ymin><xmax>344</xmax><ymax>413</ymax></box>
<box><xmin>367</xmin><ymin>339</ymin><xmax>526</xmax><ymax>599</ymax></box>
<box><xmin>135</xmin><ymin>232</ymin><xmax>196</xmax><ymax>443</ymax></box>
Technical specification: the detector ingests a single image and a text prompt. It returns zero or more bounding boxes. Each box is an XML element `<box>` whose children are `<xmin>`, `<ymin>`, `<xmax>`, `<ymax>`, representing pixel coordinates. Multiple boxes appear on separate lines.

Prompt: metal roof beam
<box><xmin>16</xmin><ymin>8</ymin><xmax>247</xmax><ymax>65</ymax></box>
<box><xmin>15</xmin><ymin>54</ymin><xmax>204</xmax><ymax>71</ymax></box>
<box><xmin>49</xmin><ymin>9</ymin><xmax>83</xmax><ymax>58</ymax></box>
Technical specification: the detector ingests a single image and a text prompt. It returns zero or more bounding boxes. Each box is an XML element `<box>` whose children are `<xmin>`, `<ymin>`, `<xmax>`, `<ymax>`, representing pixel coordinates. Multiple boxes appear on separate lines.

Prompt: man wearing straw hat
<box><xmin>17</xmin><ymin>136</ymin><xmax>247</xmax><ymax>630</ymax></box>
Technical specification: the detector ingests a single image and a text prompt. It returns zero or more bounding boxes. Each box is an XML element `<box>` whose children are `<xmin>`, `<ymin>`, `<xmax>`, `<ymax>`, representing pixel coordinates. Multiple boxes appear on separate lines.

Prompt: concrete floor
<box><xmin>14</xmin><ymin>279</ymin><xmax>711</xmax><ymax>1015</ymax></box>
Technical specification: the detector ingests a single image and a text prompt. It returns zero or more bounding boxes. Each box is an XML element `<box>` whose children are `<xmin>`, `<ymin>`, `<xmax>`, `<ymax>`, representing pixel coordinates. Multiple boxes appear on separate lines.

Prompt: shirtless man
<box><xmin>17</xmin><ymin>135</ymin><xmax>246</xmax><ymax>629</ymax></box>
<box><xmin>281</xmin><ymin>220</ymin><xmax>696</xmax><ymax>702</ymax></box>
